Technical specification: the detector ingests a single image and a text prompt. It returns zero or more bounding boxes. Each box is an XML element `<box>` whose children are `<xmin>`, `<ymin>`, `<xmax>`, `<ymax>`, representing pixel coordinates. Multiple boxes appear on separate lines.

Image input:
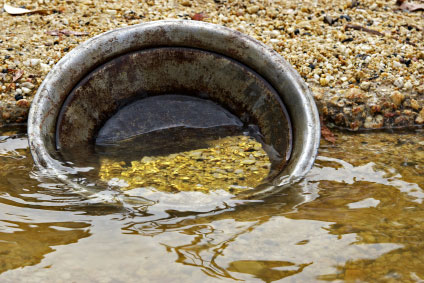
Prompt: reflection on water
<box><xmin>0</xmin><ymin>125</ymin><xmax>423</xmax><ymax>282</ymax></box>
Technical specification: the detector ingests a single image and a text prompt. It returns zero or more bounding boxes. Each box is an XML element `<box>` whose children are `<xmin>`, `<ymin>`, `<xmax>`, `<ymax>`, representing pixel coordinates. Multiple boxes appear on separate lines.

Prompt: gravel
<box><xmin>0</xmin><ymin>0</ymin><xmax>423</xmax><ymax>130</ymax></box>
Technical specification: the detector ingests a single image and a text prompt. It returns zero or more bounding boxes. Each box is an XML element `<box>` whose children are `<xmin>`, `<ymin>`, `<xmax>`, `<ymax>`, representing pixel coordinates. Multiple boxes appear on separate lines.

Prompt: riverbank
<box><xmin>0</xmin><ymin>0</ymin><xmax>423</xmax><ymax>130</ymax></box>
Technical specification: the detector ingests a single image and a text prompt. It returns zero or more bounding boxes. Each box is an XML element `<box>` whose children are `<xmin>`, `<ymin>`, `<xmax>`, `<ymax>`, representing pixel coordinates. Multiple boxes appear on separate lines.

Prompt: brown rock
<box><xmin>417</xmin><ymin>85</ymin><xmax>424</xmax><ymax>95</ymax></box>
<box><xmin>364</xmin><ymin>115</ymin><xmax>384</xmax><ymax>129</ymax></box>
<box><xmin>411</xmin><ymin>99</ymin><xmax>420</xmax><ymax>110</ymax></box>
<box><xmin>345</xmin><ymin>88</ymin><xmax>365</xmax><ymax>102</ymax></box>
<box><xmin>371</xmin><ymin>104</ymin><xmax>382</xmax><ymax>114</ymax></box>
<box><xmin>16</xmin><ymin>99</ymin><xmax>30</xmax><ymax>108</ymax></box>
<box><xmin>416</xmin><ymin>109</ymin><xmax>424</xmax><ymax>124</ymax></box>
<box><xmin>390</xmin><ymin>91</ymin><xmax>405</xmax><ymax>107</ymax></box>
<box><xmin>246</xmin><ymin>5</ymin><xmax>260</xmax><ymax>14</ymax></box>
<box><xmin>2</xmin><ymin>111</ymin><xmax>11</xmax><ymax>120</ymax></box>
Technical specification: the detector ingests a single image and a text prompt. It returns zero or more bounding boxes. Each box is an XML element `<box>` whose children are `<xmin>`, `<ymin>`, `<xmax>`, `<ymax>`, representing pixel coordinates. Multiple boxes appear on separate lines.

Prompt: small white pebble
<box><xmin>249</xmin><ymin>166</ymin><xmax>258</xmax><ymax>171</ymax></box>
<box><xmin>23</xmin><ymin>60</ymin><xmax>31</xmax><ymax>67</ymax></box>
<box><xmin>234</xmin><ymin>169</ymin><xmax>244</xmax><ymax>174</ymax></box>
<box><xmin>241</xmin><ymin>159</ymin><xmax>256</xmax><ymax>165</ymax></box>
<box><xmin>246</xmin><ymin>5</ymin><xmax>260</xmax><ymax>14</ymax></box>
<box><xmin>30</xmin><ymin>59</ymin><xmax>40</xmax><ymax>66</ymax></box>
<box><xmin>394</xmin><ymin>78</ymin><xmax>404</xmax><ymax>88</ymax></box>
<box><xmin>21</xmin><ymin>82</ymin><xmax>34</xmax><ymax>89</ymax></box>
<box><xmin>270</xmin><ymin>30</ymin><xmax>280</xmax><ymax>38</ymax></box>
<box><xmin>21</xmin><ymin>87</ymin><xmax>31</xmax><ymax>94</ymax></box>
<box><xmin>360</xmin><ymin>81</ymin><xmax>371</xmax><ymax>91</ymax></box>
<box><xmin>393</xmin><ymin>61</ymin><xmax>402</xmax><ymax>68</ymax></box>
<box><xmin>40</xmin><ymin>63</ymin><xmax>51</xmax><ymax>73</ymax></box>
<box><xmin>15</xmin><ymin>88</ymin><xmax>22</xmax><ymax>95</ymax></box>
<box><xmin>404</xmin><ymin>81</ymin><xmax>412</xmax><ymax>91</ymax></box>
<box><xmin>105</xmin><ymin>9</ymin><xmax>117</xmax><ymax>15</ymax></box>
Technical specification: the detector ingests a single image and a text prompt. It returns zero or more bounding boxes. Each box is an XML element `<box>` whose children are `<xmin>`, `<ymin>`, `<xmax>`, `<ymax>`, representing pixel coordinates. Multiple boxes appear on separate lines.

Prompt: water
<box><xmin>0</xmin><ymin>125</ymin><xmax>423</xmax><ymax>282</ymax></box>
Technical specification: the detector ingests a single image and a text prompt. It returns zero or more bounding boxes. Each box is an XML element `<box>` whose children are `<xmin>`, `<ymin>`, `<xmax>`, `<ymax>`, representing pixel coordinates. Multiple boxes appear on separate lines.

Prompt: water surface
<box><xmin>0</xmin><ymin>125</ymin><xmax>423</xmax><ymax>282</ymax></box>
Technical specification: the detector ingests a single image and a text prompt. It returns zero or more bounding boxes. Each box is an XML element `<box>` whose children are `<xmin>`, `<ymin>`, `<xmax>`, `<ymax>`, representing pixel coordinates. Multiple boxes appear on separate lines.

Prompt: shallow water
<box><xmin>0</xmin><ymin>125</ymin><xmax>423</xmax><ymax>282</ymax></box>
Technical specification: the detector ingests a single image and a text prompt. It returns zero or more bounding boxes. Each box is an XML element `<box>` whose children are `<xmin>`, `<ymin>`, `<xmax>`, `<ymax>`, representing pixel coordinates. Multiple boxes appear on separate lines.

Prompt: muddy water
<box><xmin>0</xmin><ymin>125</ymin><xmax>423</xmax><ymax>282</ymax></box>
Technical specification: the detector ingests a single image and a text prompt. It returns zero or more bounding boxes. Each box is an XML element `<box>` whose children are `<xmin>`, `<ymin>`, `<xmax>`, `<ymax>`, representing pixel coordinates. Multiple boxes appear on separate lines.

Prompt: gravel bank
<box><xmin>0</xmin><ymin>0</ymin><xmax>423</xmax><ymax>130</ymax></box>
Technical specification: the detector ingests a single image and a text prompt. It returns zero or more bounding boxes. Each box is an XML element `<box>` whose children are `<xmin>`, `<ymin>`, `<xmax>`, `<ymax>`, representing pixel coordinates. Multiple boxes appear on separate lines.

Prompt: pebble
<box><xmin>320</xmin><ymin>77</ymin><xmax>329</xmax><ymax>86</ymax></box>
<box><xmin>416</xmin><ymin>109</ymin><xmax>424</xmax><ymax>124</ymax></box>
<box><xmin>360</xmin><ymin>82</ymin><xmax>371</xmax><ymax>91</ymax></box>
<box><xmin>40</xmin><ymin>63</ymin><xmax>51</xmax><ymax>73</ymax></box>
<box><xmin>390</xmin><ymin>91</ymin><xmax>405</xmax><ymax>107</ymax></box>
<box><xmin>21</xmin><ymin>82</ymin><xmax>34</xmax><ymax>89</ymax></box>
<box><xmin>30</xmin><ymin>59</ymin><xmax>40</xmax><ymax>66</ymax></box>
<box><xmin>393</xmin><ymin>78</ymin><xmax>404</xmax><ymax>89</ymax></box>
<box><xmin>393</xmin><ymin>61</ymin><xmax>402</xmax><ymax>68</ymax></box>
<box><xmin>404</xmin><ymin>81</ymin><xmax>412</xmax><ymax>91</ymax></box>
<box><xmin>270</xmin><ymin>30</ymin><xmax>279</xmax><ymax>38</ymax></box>
<box><xmin>410</xmin><ymin>99</ymin><xmax>420</xmax><ymax>111</ymax></box>
<box><xmin>21</xmin><ymin>87</ymin><xmax>31</xmax><ymax>94</ymax></box>
<box><xmin>16</xmin><ymin>98</ymin><xmax>30</xmax><ymax>108</ymax></box>
<box><xmin>246</xmin><ymin>5</ymin><xmax>260</xmax><ymax>14</ymax></box>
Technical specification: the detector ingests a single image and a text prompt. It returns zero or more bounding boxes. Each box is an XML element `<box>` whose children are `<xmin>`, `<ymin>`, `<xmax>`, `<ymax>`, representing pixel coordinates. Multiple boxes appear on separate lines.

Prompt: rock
<box><xmin>390</xmin><ymin>91</ymin><xmax>405</xmax><ymax>107</ymax></box>
<box><xmin>416</xmin><ymin>109</ymin><xmax>424</xmax><ymax>124</ymax></box>
<box><xmin>30</xmin><ymin>58</ymin><xmax>40</xmax><ymax>66</ymax></box>
<box><xmin>40</xmin><ymin>63</ymin><xmax>51</xmax><ymax>73</ymax></box>
<box><xmin>417</xmin><ymin>85</ymin><xmax>424</xmax><ymax>95</ymax></box>
<box><xmin>320</xmin><ymin>77</ymin><xmax>329</xmax><ymax>86</ymax></box>
<box><xmin>241</xmin><ymin>159</ymin><xmax>256</xmax><ymax>165</ymax></box>
<box><xmin>360</xmin><ymin>81</ymin><xmax>371</xmax><ymax>91</ymax></box>
<box><xmin>21</xmin><ymin>82</ymin><xmax>34</xmax><ymax>89</ymax></box>
<box><xmin>393</xmin><ymin>77</ymin><xmax>404</xmax><ymax>89</ymax></box>
<box><xmin>323</xmin><ymin>15</ymin><xmax>336</xmax><ymax>25</ymax></box>
<box><xmin>393</xmin><ymin>61</ymin><xmax>402</xmax><ymax>68</ymax></box>
<box><xmin>246</xmin><ymin>5</ymin><xmax>260</xmax><ymax>14</ymax></box>
<box><xmin>345</xmin><ymin>88</ymin><xmax>365</xmax><ymax>102</ymax></box>
<box><xmin>363</xmin><ymin>115</ymin><xmax>384</xmax><ymax>129</ymax></box>
<box><xmin>411</xmin><ymin>99</ymin><xmax>420</xmax><ymax>110</ymax></box>
<box><xmin>16</xmin><ymin>98</ymin><xmax>30</xmax><ymax>108</ymax></box>
<box><xmin>21</xmin><ymin>87</ymin><xmax>31</xmax><ymax>94</ymax></box>
<box><xmin>2</xmin><ymin>111</ymin><xmax>11</xmax><ymax>120</ymax></box>
<box><xmin>404</xmin><ymin>81</ymin><xmax>413</xmax><ymax>91</ymax></box>
<box><xmin>270</xmin><ymin>30</ymin><xmax>279</xmax><ymax>38</ymax></box>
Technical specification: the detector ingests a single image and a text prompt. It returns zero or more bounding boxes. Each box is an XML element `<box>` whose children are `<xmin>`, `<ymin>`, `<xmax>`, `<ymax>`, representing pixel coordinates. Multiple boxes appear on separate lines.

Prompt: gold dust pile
<box><xmin>99</xmin><ymin>135</ymin><xmax>271</xmax><ymax>193</ymax></box>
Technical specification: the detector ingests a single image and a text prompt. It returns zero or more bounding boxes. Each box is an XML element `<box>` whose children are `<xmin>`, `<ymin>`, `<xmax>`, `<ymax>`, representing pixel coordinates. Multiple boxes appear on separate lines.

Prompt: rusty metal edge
<box><xmin>28</xmin><ymin>20</ymin><xmax>320</xmax><ymax>199</ymax></box>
